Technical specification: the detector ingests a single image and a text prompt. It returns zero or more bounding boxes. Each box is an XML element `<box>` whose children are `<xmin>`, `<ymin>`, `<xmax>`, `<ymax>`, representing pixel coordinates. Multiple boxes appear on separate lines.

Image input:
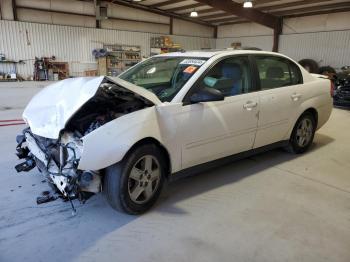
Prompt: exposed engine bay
<box><xmin>15</xmin><ymin>79</ymin><xmax>154</xmax><ymax>212</ymax></box>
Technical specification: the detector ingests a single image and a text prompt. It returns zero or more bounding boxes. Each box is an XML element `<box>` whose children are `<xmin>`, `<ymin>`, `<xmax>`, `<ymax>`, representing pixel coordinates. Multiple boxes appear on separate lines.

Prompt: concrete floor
<box><xmin>0</xmin><ymin>82</ymin><xmax>350</xmax><ymax>262</ymax></box>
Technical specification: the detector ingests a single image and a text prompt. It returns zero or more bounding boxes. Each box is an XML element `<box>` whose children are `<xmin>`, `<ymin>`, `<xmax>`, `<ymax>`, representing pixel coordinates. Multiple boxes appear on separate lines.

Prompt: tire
<box><xmin>299</xmin><ymin>59</ymin><xmax>319</xmax><ymax>73</ymax></box>
<box><xmin>318</xmin><ymin>66</ymin><xmax>337</xmax><ymax>81</ymax></box>
<box><xmin>104</xmin><ymin>144</ymin><xmax>166</xmax><ymax>215</ymax></box>
<box><xmin>286</xmin><ymin>112</ymin><xmax>316</xmax><ymax>154</ymax></box>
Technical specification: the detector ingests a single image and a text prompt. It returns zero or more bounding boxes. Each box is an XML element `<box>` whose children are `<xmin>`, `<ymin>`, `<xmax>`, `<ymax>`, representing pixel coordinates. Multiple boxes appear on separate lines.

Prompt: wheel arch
<box><xmin>124</xmin><ymin>137</ymin><xmax>172</xmax><ymax>179</ymax></box>
<box><xmin>285</xmin><ymin>107</ymin><xmax>319</xmax><ymax>140</ymax></box>
<box><xmin>303</xmin><ymin>107</ymin><xmax>318</xmax><ymax>126</ymax></box>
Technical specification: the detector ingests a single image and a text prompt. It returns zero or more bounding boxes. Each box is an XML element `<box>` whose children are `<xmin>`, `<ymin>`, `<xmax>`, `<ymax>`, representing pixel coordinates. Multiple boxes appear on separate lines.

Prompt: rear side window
<box><xmin>255</xmin><ymin>56</ymin><xmax>302</xmax><ymax>90</ymax></box>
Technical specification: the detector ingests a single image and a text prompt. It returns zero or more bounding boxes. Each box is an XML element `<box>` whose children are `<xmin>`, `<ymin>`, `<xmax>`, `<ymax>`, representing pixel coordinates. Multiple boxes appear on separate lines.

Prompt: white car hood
<box><xmin>23</xmin><ymin>76</ymin><xmax>161</xmax><ymax>139</ymax></box>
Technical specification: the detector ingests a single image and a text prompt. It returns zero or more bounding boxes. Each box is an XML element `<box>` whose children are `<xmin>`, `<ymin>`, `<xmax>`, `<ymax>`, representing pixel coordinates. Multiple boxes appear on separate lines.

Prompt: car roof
<box><xmin>154</xmin><ymin>49</ymin><xmax>280</xmax><ymax>58</ymax></box>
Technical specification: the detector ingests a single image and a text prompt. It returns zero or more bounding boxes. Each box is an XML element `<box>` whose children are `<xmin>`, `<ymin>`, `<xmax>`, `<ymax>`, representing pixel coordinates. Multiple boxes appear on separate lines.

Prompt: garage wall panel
<box><xmin>101</xmin><ymin>19</ymin><xmax>169</xmax><ymax>34</ymax></box>
<box><xmin>0</xmin><ymin>0</ymin><xmax>14</xmax><ymax>20</ymax></box>
<box><xmin>279</xmin><ymin>30</ymin><xmax>350</xmax><ymax>69</ymax></box>
<box><xmin>216</xmin><ymin>36</ymin><xmax>274</xmax><ymax>51</ymax></box>
<box><xmin>173</xmin><ymin>18</ymin><xmax>214</xmax><ymax>38</ymax></box>
<box><xmin>218</xmin><ymin>23</ymin><xmax>273</xmax><ymax>38</ymax></box>
<box><xmin>0</xmin><ymin>20</ymin><xmax>216</xmax><ymax>77</ymax></box>
<box><xmin>17</xmin><ymin>8</ymin><xmax>96</xmax><ymax>28</ymax></box>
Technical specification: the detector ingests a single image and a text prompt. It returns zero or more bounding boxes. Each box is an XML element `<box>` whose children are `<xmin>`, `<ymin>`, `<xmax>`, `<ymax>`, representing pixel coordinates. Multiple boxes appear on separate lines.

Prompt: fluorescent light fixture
<box><xmin>190</xmin><ymin>11</ymin><xmax>198</xmax><ymax>17</ymax></box>
<box><xmin>243</xmin><ymin>1</ymin><xmax>253</xmax><ymax>8</ymax></box>
<box><xmin>133</xmin><ymin>0</ymin><xmax>143</xmax><ymax>2</ymax></box>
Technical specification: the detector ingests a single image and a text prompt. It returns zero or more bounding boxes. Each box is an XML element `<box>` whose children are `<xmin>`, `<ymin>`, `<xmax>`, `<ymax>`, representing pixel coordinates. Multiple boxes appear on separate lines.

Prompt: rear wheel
<box><xmin>104</xmin><ymin>144</ymin><xmax>166</xmax><ymax>214</ymax></box>
<box><xmin>286</xmin><ymin>112</ymin><xmax>316</xmax><ymax>154</ymax></box>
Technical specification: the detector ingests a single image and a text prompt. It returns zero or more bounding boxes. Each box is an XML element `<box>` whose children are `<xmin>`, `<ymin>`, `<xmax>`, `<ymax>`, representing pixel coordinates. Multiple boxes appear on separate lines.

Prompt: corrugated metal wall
<box><xmin>216</xmin><ymin>35</ymin><xmax>274</xmax><ymax>52</ymax></box>
<box><xmin>0</xmin><ymin>20</ymin><xmax>215</xmax><ymax>77</ymax></box>
<box><xmin>279</xmin><ymin>30</ymin><xmax>350</xmax><ymax>69</ymax></box>
<box><xmin>216</xmin><ymin>30</ymin><xmax>350</xmax><ymax>69</ymax></box>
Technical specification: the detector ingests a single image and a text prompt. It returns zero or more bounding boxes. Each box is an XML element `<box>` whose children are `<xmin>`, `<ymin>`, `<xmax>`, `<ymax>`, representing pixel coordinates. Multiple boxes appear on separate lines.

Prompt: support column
<box><xmin>272</xmin><ymin>17</ymin><xmax>283</xmax><ymax>52</ymax></box>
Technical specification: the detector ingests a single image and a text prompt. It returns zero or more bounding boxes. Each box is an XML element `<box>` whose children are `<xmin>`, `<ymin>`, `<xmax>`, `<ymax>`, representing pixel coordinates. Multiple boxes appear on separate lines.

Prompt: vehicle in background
<box><xmin>333</xmin><ymin>66</ymin><xmax>350</xmax><ymax>108</ymax></box>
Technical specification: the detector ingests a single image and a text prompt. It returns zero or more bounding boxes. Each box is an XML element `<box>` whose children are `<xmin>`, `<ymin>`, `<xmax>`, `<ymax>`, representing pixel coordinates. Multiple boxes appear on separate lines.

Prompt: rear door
<box><xmin>253</xmin><ymin>55</ymin><xmax>304</xmax><ymax>148</ymax></box>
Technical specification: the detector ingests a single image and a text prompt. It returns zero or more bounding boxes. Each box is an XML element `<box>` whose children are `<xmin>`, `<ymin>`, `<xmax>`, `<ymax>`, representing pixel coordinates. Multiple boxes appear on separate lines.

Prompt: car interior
<box><xmin>202</xmin><ymin>58</ymin><xmax>252</xmax><ymax>97</ymax></box>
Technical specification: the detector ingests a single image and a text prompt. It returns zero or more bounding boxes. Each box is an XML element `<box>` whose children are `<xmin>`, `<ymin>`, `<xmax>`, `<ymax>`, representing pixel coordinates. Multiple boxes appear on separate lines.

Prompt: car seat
<box><xmin>221</xmin><ymin>63</ymin><xmax>242</xmax><ymax>96</ymax></box>
<box><xmin>264</xmin><ymin>66</ymin><xmax>285</xmax><ymax>89</ymax></box>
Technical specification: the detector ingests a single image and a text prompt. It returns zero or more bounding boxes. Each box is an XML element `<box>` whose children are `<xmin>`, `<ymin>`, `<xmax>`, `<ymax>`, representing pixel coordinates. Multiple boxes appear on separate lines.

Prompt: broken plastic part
<box><xmin>36</xmin><ymin>194</ymin><xmax>58</xmax><ymax>204</ymax></box>
<box><xmin>15</xmin><ymin>159</ymin><xmax>36</xmax><ymax>172</ymax></box>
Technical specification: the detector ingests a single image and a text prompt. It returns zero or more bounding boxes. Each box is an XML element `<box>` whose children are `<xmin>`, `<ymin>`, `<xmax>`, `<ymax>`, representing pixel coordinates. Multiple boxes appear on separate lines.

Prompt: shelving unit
<box><xmin>150</xmin><ymin>36</ymin><xmax>182</xmax><ymax>56</ymax></box>
<box><xmin>98</xmin><ymin>44</ymin><xmax>141</xmax><ymax>76</ymax></box>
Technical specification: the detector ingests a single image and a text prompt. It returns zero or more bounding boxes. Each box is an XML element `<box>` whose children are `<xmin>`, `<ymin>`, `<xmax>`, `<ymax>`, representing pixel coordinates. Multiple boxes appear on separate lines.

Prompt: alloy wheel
<box><xmin>296</xmin><ymin>118</ymin><xmax>313</xmax><ymax>147</ymax></box>
<box><xmin>128</xmin><ymin>155</ymin><xmax>161</xmax><ymax>204</ymax></box>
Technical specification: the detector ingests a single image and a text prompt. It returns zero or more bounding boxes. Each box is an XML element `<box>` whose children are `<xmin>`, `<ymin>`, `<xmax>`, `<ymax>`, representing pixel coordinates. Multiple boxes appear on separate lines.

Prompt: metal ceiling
<box><xmin>111</xmin><ymin>0</ymin><xmax>350</xmax><ymax>26</ymax></box>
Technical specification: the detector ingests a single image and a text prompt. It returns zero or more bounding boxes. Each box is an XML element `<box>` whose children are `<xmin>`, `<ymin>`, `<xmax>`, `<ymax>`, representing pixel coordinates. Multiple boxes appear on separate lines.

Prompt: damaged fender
<box><xmin>78</xmin><ymin>106</ymin><xmax>174</xmax><ymax>171</ymax></box>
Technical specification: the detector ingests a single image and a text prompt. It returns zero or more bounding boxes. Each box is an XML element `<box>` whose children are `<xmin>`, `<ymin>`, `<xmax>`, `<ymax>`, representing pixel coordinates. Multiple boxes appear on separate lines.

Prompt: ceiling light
<box><xmin>243</xmin><ymin>1</ymin><xmax>253</xmax><ymax>8</ymax></box>
<box><xmin>190</xmin><ymin>10</ymin><xmax>198</xmax><ymax>17</ymax></box>
<box><xmin>132</xmin><ymin>0</ymin><xmax>143</xmax><ymax>2</ymax></box>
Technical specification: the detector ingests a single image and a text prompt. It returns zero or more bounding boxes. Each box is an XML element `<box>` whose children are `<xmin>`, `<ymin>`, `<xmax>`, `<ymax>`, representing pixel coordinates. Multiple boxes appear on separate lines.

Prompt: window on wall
<box><xmin>198</xmin><ymin>56</ymin><xmax>254</xmax><ymax>97</ymax></box>
<box><xmin>255</xmin><ymin>56</ymin><xmax>302</xmax><ymax>90</ymax></box>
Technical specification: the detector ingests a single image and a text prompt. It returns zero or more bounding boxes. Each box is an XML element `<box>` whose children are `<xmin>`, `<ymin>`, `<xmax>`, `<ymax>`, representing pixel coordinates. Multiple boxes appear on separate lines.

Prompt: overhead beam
<box><xmin>219</xmin><ymin>20</ymin><xmax>253</xmax><ymax>26</ymax></box>
<box><xmin>149</xmin><ymin>0</ymin><xmax>187</xmax><ymax>8</ymax></box>
<box><xmin>260</xmin><ymin>0</ymin><xmax>332</xmax><ymax>12</ymax></box>
<box><xmin>272</xmin><ymin>2</ymin><xmax>350</xmax><ymax>16</ymax></box>
<box><xmin>199</xmin><ymin>12</ymin><xmax>231</xmax><ymax>20</ymax></box>
<box><xmin>209</xmin><ymin>17</ymin><xmax>246</xmax><ymax>24</ymax></box>
<box><xmin>164</xmin><ymin>3</ymin><xmax>205</xmax><ymax>13</ymax></box>
<box><xmin>194</xmin><ymin>0</ymin><xmax>280</xmax><ymax>29</ymax></box>
<box><xmin>194</xmin><ymin>7</ymin><xmax>218</xmax><ymax>14</ymax></box>
<box><xmin>283</xmin><ymin>7</ymin><xmax>350</xmax><ymax>18</ymax></box>
<box><xmin>110</xmin><ymin>0</ymin><xmax>214</xmax><ymax>27</ymax></box>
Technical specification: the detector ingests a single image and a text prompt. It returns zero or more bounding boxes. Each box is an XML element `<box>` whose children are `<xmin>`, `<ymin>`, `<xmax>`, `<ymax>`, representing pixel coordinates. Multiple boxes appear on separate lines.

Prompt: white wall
<box><xmin>17</xmin><ymin>8</ymin><xmax>96</xmax><ymax>28</ymax></box>
<box><xmin>0</xmin><ymin>0</ymin><xmax>214</xmax><ymax>37</ymax></box>
<box><xmin>0</xmin><ymin>20</ymin><xmax>215</xmax><ymax>78</ymax></box>
<box><xmin>216</xmin><ymin>12</ymin><xmax>350</xmax><ymax>68</ymax></box>
<box><xmin>0</xmin><ymin>0</ymin><xmax>14</xmax><ymax>20</ymax></box>
<box><xmin>173</xmin><ymin>18</ymin><xmax>214</xmax><ymax>38</ymax></box>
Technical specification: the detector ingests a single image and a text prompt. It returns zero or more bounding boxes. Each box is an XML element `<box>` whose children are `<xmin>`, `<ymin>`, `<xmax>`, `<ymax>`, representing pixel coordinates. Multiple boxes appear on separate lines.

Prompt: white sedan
<box><xmin>15</xmin><ymin>50</ymin><xmax>333</xmax><ymax>214</ymax></box>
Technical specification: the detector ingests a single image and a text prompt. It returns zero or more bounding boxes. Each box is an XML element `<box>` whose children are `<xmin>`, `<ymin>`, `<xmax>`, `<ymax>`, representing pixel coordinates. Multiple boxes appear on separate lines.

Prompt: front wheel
<box><xmin>286</xmin><ymin>112</ymin><xmax>316</xmax><ymax>154</ymax></box>
<box><xmin>104</xmin><ymin>144</ymin><xmax>166</xmax><ymax>214</ymax></box>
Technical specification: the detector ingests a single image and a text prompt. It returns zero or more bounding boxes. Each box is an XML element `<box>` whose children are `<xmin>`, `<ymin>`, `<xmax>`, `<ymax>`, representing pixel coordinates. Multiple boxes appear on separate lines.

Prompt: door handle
<box><xmin>243</xmin><ymin>101</ymin><xmax>258</xmax><ymax>110</ymax></box>
<box><xmin>291</xmin><ymin>93</ymin><xmax>302</xmax><ymax>101</ymax></box>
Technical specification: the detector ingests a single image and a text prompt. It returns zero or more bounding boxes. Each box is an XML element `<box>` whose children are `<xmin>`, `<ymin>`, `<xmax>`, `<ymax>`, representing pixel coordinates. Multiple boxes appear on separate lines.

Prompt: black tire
<box><xmin>299</xmin><ymin>59</ymin><xmax>319</xmax><ymax>73</ymax></box>
<box><xmin>104</xmin><ymin>144</ymin><xmax>166</xmax><ymax>215</ymax></box>
<box><xmin>286</xmin><ymin>112</ymin><xmax>316</xmax><ymax>154</ymax></box>
<box><xmin>318</xmin><ymin>66</ymin><xmax>336</xmax><ymax>75</ymax></box>
<box><xmin>318</xmin><ymin>66</ymin><xmax>337</xmax><ymax>81</ymax></box>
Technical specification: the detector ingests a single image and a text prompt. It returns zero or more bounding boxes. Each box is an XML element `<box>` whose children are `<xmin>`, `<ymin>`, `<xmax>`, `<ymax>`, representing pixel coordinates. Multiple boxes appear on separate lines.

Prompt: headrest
<box><xmin>222</xmin><ymin>63</ymin><xmax>242</xmax><ymax>81</ymax></box>
<box><xmin>266</xmin><ymin>67</ymin><xmax>284</xmax><ymax>79</ymax></box>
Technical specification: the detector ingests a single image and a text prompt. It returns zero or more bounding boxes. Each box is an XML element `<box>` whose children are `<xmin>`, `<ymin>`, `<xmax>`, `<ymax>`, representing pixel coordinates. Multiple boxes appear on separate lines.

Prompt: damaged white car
<box><xmin>16</xmin><ymin>50</ymin><xmax>333</xmax><ymax>214</ymax></box>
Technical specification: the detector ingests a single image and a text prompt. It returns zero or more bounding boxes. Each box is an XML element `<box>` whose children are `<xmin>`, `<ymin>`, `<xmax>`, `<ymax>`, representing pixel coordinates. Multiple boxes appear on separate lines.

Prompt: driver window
<box><xmin>200</xmin><ymin>56</ymin><xmax>252</xmax><ymax>97</ymax></box>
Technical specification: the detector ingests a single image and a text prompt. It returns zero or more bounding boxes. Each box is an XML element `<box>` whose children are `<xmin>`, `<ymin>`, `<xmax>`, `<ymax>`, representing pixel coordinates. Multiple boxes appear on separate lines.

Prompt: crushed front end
<box><xmin>14</xmin><ymin>76</ymin><xmax>157</xmax><ymax>211</ymax></box>
<box><xmin>15</xmin><ymin>128</ymin><xmax>100</xmax><ymax>207</ymax></box>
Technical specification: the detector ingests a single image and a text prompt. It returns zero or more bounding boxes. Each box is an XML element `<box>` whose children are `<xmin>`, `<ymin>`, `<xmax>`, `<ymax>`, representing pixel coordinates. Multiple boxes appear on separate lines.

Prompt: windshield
<box><xmin>119</xmin><ymin>56</ymin><xmax>208</xmax><ymax>102</ymax></box>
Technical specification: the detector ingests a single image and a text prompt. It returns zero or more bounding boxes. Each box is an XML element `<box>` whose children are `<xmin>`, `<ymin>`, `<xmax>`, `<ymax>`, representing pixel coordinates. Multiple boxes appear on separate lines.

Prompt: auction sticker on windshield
<box><xmin>180</xmin><ymin>59</ymin><xmax>206</xmax><ymax>66</ymax></box>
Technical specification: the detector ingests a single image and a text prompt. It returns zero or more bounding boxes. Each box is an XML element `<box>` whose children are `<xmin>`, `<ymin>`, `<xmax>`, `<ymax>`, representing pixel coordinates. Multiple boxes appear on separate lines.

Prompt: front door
<box><xmin>177</xmin><ymin>56</ymin><xmax>260</xmax><ymax>169</ymax></box>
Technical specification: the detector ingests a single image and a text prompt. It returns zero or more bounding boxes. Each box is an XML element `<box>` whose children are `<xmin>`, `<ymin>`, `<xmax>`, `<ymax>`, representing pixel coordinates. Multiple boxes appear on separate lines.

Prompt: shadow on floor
<box><xmin>0</xmin><ymin>133</ymin><xmax>334</xmax><ymax>262</ymax></box>
<box><xmin>155</xmin><ymin>133</ymin><xmax>334</xmax><ymax>215</ymax></box>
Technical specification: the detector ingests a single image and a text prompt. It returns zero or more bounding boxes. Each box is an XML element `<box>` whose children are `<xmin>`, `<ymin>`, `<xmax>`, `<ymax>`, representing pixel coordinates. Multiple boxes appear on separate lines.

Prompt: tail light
<box><xmin>330</xmin><ymin>80</ymin><xmax>335</xmax><ymax>97</ymax></box>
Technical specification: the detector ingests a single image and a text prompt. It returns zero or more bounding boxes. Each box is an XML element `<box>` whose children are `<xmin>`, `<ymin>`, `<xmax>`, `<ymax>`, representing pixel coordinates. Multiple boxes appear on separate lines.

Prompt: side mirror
<box><xmin>190</xmin><ymin>87</ymin><xmax>224</xmax><ymax>104</ymax></box>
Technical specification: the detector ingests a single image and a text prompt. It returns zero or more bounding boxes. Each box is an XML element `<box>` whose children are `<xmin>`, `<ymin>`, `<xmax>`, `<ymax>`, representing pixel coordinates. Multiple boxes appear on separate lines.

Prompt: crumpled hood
<box><xmin>23</xmin><ymin>76</ymin><xmax>161</xmax><ymax>139</ymax></box>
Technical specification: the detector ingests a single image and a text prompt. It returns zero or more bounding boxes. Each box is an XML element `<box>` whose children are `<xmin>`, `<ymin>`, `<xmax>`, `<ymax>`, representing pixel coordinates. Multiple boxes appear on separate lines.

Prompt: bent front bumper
<box><xmin>15</xmin><ymin>129</ymin><xmax>83</xmax><ymax>196</ymax></box>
